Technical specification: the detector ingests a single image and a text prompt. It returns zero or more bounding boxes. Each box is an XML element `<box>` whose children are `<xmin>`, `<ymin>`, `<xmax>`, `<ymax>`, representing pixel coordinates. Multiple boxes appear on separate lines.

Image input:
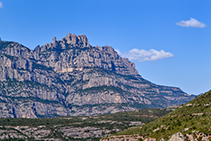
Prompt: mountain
<box><xmin>102</xmin><ymin>90</ymin><xmax>211</xmax><ymax>141</ymax></box>
<box><xmin>0</xmin><ymin>33</ymin><xmax>195</xmax><ymax>118</ymax></box>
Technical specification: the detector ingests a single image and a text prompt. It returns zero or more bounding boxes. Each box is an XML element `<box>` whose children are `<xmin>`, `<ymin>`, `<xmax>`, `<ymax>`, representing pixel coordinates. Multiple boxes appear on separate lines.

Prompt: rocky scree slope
<box><xmin>103</xmin><ymin>90</ymin><xmax>211</xmax><ymax>141</ymax></box>
<box><xmin>0</xmin><ymin>33</ymin><xmax>195</xmax><ymax>118</ymax></box>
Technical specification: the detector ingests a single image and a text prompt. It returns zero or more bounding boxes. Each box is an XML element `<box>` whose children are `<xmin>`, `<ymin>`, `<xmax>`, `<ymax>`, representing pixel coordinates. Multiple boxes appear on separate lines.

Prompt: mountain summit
<box><xmin>0</xmin><ymin>33</ymin><xmax>195</xmax><ymax>118</ymax></box>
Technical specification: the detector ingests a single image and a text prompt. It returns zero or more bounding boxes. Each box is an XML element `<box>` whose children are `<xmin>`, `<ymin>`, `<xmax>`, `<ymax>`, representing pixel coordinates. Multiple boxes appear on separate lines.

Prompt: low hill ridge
<box><xmin>104</xmin><ymin>90</ymin><xmax>211</xmax><ymax>140</ymax></box>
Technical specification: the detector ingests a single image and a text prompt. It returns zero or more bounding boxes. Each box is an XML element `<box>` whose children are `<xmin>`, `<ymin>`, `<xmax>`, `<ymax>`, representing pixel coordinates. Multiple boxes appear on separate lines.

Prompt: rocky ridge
<box><xmin>0</xmin><ymin>33</ymin><xmax>195</xmax><ymax>118</ymax></box>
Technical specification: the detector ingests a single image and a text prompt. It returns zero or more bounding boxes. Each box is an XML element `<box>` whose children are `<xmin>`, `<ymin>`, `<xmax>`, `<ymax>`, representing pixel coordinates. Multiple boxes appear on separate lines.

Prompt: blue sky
<box><xmin>0</xmin><ymin>0</ymin><xmax>210</xmax><ymax>95</ymax></box>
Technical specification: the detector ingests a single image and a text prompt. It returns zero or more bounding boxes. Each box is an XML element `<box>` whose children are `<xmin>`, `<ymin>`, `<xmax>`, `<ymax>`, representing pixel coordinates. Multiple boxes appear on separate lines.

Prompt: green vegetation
<box><xmin>0</xmin><ymin>108</ymin><xmax>172</xmax><ymax>140</ymax></box>
<box><xmin>32</xmin><ymin>62</ymin><xmax>53</xmax><ymax>71</ymax></box>
<box><xmin>78</xmin><ymin>85</ymin><xmax>128</xmax><ymax>94</ymax></box>
<box><xmin>0</xmin><ymin>108</ymin><xmax>171</xmax><ymax>127</ymax></box>
<box><xmin>0</xmin><ymin>41</ymin><xmax>16</xmax><ymax>49</ymax></box>
<box><xmin>85</xmin><ymin>67</ymin><xmax>145</xmax><ymax>84</ymax></box>
<box><xmin>115</xmin><ymin>90</ymin><xmax>211</xmax><ymax>140</ymax></box>
<box><xmin>1</xmin><ymin>139</ymin><xmax>30</xmax><ymax>141</ymax></box>
<box><xmin>0</xmin><ymin>79</ymin><xmax>55</xmax><ymax>93</ymax></box>
<box><xmin>1</xmin><ymin>54</ymin><xmax>19</xmax><ymax>61</ymax></box>
<box><xmin>0</xmin><ymin>41</ymin><xmax>30</xmax><ymax>51</ymax></box>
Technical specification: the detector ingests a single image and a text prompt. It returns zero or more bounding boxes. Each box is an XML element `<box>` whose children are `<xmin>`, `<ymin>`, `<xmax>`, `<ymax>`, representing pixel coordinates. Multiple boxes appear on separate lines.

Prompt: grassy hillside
<box><xmin>114</xmin><ymin>90</ymin><xmax>211</xmax><ymax>140</ymax></box>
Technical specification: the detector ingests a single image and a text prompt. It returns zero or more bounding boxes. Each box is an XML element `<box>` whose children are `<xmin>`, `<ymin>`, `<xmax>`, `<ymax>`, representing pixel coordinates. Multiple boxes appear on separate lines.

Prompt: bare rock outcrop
<box><xmin>0</xmin><ymin>33</ymin><xmax>195</xmax><ymax>118</ymax></box>
<box><xmin>168</xmin><ymin>132</ymin><xmax>184</xmax><ymax>141</ymax></box>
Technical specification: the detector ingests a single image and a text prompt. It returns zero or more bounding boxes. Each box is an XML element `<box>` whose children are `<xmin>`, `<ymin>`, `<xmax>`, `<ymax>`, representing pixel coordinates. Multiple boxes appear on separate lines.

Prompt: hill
<box><xmin>102</xmin><ymin>90</ymin><xmax>211</xmax><ymax>141</ymax></box>
<box><xmin>0</xmin><ymin>33</ymin><xmax>195</xmax><ymax>118</ymax></box>
<box><xmin>0</xmin><ymin>108</ymin><xmax>173</xmax><ymax>140</ymax></box>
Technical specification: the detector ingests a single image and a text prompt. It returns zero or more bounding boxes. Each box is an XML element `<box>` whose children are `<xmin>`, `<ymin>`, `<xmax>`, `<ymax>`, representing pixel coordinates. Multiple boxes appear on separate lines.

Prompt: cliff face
<box><xmin>0</xmin><ymin>33</ymin><xmax>195</xmax><ymax>118</ymax></box>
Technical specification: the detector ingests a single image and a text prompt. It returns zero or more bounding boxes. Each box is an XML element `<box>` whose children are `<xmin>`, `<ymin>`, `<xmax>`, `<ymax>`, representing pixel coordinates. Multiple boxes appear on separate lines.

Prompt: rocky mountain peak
<box><xmin>28</xmin><ymin>33</ymin><xmax>138</xmax><ymax>76</ymax></box>
<box><xmin>53</xmin><ymin>36</ymin><xmax>57</xmax><ymax>42</ymax></box>
<box><xmin>39</xmin><ymin>33</ymin><xmax>90</xmax><ymax>52</ymax></box>
<box><xmin>0</xmin><ymin>33</ymin><xmax>195</xmax><ymax>118</ymax></box>
<box><xmin>34</xmin><ymin>45</ymin><xmax>40</xmax><ymax>52</ymax></box>
<box><xmin>64</xmin><ymin>33</ymin><xmax>89</xmax><ymax>47</ymax></box>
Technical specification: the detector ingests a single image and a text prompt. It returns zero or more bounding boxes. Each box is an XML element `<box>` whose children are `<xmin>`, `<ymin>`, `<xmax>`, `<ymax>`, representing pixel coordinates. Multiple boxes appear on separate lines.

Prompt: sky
<box><xmin>0</xmin><ymin>0</ymin><xmax>210</xmax><ymax>95</ymax></box>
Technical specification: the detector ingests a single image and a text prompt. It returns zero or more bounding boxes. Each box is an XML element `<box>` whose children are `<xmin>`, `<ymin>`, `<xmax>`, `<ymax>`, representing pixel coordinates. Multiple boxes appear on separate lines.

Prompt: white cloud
<box><xmin>0</xmin><ymin>2</ymin><xmax>2</xmax><ymax>8</ymax></box>
<box><xmin>176</xmin><ymin>18</ymin><xmax>206</xmax><ymax>28</ymax></box>
<box><xmin>116</xmin><ymin>48</ymin><xmax>174</xmax><ymax>62</ymax></box>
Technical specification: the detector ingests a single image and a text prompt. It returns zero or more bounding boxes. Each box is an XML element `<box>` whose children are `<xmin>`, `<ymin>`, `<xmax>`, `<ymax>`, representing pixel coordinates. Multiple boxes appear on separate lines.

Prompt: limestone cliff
<box><xmin>0</xmin><ymin>33</ymin><xmax>195</xmax><ymax>118</ymax></box>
